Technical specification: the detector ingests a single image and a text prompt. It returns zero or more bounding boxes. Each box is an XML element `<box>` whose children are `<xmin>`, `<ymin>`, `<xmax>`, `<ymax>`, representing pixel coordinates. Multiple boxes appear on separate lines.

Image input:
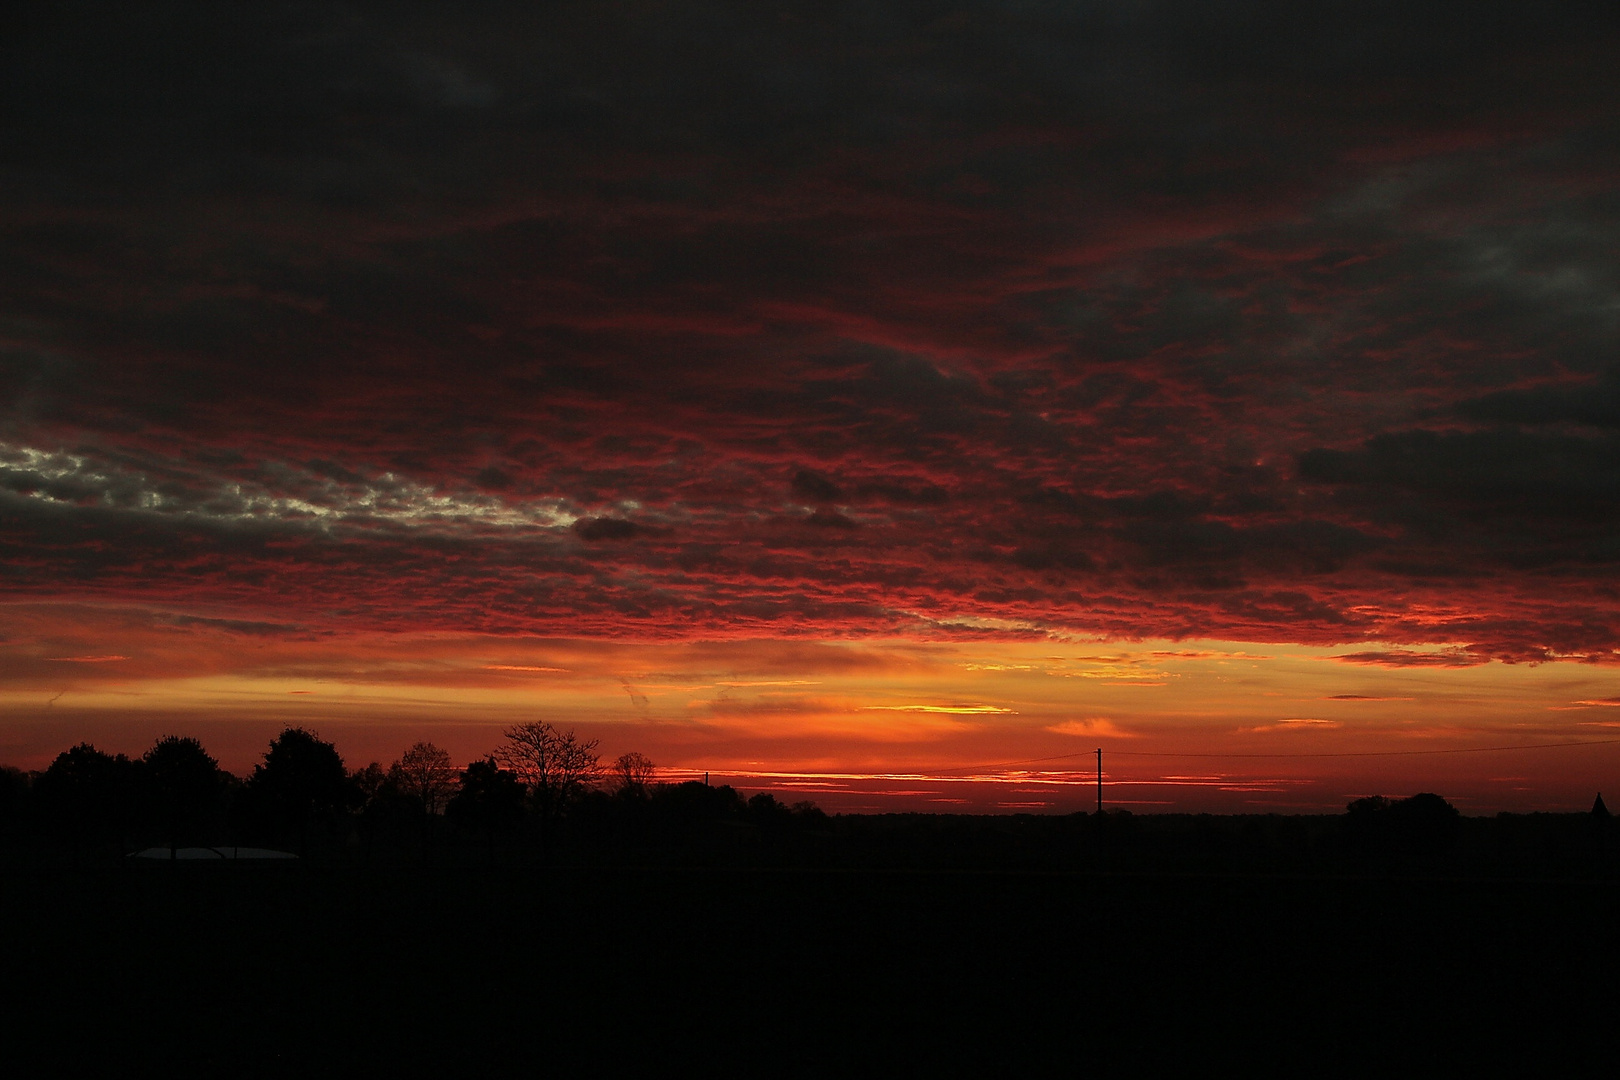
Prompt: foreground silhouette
<box><xmin>6</xmin><ymin>733</ymin><xmax>1620</xmax><ymax>1074</ymax></box>
<box><xmin>7</xmin><ymin>728</ymin><xmax>1620</xmax><ymax>879</ymax></box>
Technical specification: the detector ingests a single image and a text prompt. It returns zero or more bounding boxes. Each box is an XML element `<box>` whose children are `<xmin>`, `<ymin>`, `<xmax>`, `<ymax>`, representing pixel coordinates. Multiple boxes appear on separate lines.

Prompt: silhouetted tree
<box><xmin>33</xmin><ymin>743</ymin><xmax>140</xmax><ymax>852</ymax></box>
<box><xmin>1344</xmin><ymin>791</ymin><xmax>1460</xmax><ymax>861</ymax></box>
<box><xmin>140</xmin><ymin>735</ymin><xmax>228</xmax><ymax>847</ymax></box>
<box><xmin>1389</xmin><ymin>792</ymin><xmax>1460</xmax><ymax>853</ymax></box>
<box><xmin>1391</xmin><ymin>792</ymin><xmax>1459</xmax><ymax>822</ymax></box>
<box><xmin>249</xmin><ymin>727</ymin><xmax>353</xmax><ymax>852</ymax></box>
<box><xmin>654</xmin><ymin>780</ymin><xmax>746</xmax><ymax>822</ymax></box>
<box><xmin>0</xmin><ymin>765</ymin><xmax>26</xmax><ymax>836</ymax></box>
<box><xmin>1346</xmin><ymin>795</ymin><xmax>1394</xmax><ymax>817</ymax></box>
<box><xmin>748</xmin><ymin>791</ymin><xmax>789</xmax><ymax>821</ymax></box>
<box><xmin>390</xmin><ymin>741</ymin><xmax>458</xmax><ymax>815</ymax></box>
<box><xmin>494</xmin><ymin>722</ymin><xmax>602</xmax><ymax>819</ymax></box>
<box><xmin>350</xmin><ymin>760</ymin><xmax>427</xmax><ymax>859</ymax></box>
<box><xmin>351</xmin><ymin>762</ymin><xmax>390</xmax><ymax>805</ymax></box>
<box><xmin>446</xmin><ymin>757</ymin><xmax>526</xmax><ymax>854</ymax></box>
<box><xmin>1344</xmin><ymin>795</ymin><xmax>1392</xmax><ymax>849</ymax></box>
<box><xmin>613</xmin><ymin>752</ymin><xmax>656</xmax><ymax>796</ymax></box>
<box><xmin>790</xmin><ymin>799</ymin><xmax>829</xmax><ymax>826</ymax></box>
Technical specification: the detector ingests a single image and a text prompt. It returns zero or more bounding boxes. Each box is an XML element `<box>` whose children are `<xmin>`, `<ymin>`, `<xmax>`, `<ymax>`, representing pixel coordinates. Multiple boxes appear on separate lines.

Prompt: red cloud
<box><xmin>1</xmin><ymin>4</ymin><xmax>1618</xmax><ymax>664</ymax></box>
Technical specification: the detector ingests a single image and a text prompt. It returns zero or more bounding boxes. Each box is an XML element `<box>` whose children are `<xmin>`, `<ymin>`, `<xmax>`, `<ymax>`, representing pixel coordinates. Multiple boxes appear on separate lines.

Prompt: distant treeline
<box><xmin>0</xmin><ymin>721</ymin><xmax>827</xmax><ymax>862</ymax></box>
<box><xmin>2</xmin><ymin>727</ymin><xmax>1617</xmax><ymax>877</ymax></box>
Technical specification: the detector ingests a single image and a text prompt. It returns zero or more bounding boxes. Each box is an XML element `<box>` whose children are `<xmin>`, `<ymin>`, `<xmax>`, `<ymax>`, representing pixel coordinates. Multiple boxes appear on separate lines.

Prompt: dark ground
<box><xmin>6</xmin><ymin>812</ymin><xmax>1620</xmax><ymax>1073</ymax></box>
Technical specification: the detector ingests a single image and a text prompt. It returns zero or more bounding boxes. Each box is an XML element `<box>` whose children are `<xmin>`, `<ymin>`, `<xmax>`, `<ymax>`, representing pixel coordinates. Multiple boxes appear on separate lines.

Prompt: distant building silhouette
<box><xmin>1592</xmin><ymin>793</ymin><xmax>1610</xmax><ymax>818</ymax></box>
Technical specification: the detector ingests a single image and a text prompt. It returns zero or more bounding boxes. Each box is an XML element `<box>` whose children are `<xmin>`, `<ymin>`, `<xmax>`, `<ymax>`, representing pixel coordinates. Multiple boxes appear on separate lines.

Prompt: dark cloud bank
<box><xmin>3</xmin><ymin>1</ymin><xmax>1620</xmax><ymax>661</ymax></box>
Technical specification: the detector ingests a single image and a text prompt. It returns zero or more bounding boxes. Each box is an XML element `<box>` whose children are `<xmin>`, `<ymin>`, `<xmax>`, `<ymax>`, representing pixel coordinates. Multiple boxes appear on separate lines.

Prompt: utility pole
<box><xmin>1095</xmin><ymin>748</ymin><xmax>1103</xmax><ymax>814</ymax></box>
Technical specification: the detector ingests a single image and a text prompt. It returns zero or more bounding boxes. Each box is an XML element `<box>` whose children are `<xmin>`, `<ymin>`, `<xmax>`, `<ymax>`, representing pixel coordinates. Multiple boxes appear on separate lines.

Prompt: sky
<box><xmin>4</xmin><ymin>1</ymin><xmax>1620</xmax><ymax>812</ymax></box>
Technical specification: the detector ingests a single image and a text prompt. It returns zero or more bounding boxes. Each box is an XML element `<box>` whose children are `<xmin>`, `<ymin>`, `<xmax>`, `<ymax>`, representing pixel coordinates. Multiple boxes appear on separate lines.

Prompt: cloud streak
<box><xmin>0</xmin><ymin>1</ymin><xmax>1617</xmax><ymax>668</ymax></box>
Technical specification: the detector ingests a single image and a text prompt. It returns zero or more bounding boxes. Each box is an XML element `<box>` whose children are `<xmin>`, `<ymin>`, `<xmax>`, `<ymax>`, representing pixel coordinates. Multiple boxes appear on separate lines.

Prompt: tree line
<box><xmin>0</xmin><ymin>721</ymin><xmax>826</xmax><ymax>859</ymax></box>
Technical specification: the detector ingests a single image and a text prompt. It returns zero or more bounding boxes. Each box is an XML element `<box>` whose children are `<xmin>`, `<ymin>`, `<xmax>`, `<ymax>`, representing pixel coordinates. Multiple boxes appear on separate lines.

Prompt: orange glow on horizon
<box><xmin>3</xmin><ymin>601</ymin><xmax>1619</xmax><ymax>813</ymax></box>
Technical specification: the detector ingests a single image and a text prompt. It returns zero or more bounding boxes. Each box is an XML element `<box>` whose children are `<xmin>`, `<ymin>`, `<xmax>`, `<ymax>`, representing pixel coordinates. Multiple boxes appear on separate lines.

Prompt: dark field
<box><xmin>7</xmin><ymin>813</ymin><xmax>1620</xmax><ymax>1073</ymax></box>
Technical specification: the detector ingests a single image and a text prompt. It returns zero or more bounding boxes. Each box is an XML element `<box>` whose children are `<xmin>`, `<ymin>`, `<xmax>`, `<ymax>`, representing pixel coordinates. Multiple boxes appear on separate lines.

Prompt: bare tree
<box><xmin>390</xmin><ymin>741</ymin><xmax>458</xmax><ymax>815</ymax></box>
<box><xmin>613</xmin><ymin>752</ymin><xmax>656</xmax><ymax>795</ymax></box>
<box><xmin>493</xmin><ymin>722</ymin><xmax>602</xmax><ymax>817</ymax></box>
